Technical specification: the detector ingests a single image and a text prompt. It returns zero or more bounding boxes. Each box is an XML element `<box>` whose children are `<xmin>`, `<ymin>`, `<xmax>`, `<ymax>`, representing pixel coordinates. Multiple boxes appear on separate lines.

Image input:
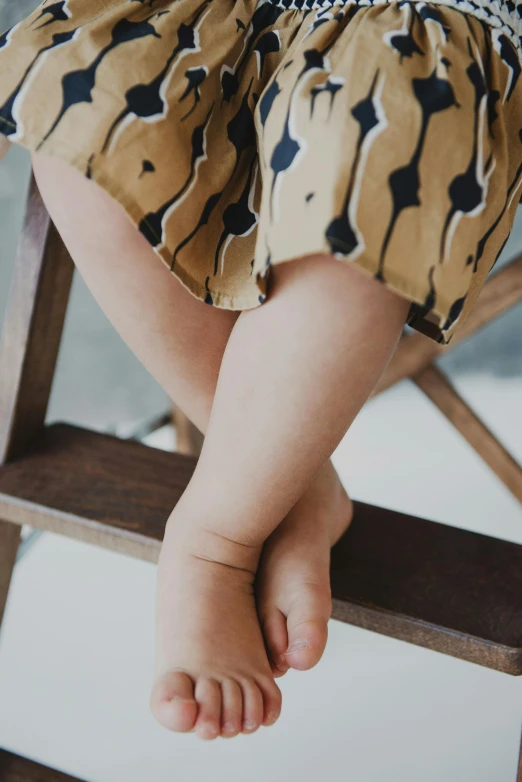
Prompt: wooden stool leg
<box><xmin>414</xmin><ymin>366</ymin><xmax>522</xmax><ymax>505</ymax></box>
<box><xmin>0</xmin><ymin>522</ymin><xmax>20</xmax><ymax>630</ymax></box>
<box><xmin>0</xmin><ymin>173</ymin><xmax>74</xmax><ymax>462</ymax></box>
<box><xmin>0</xmin><ymin>173</ymin><xmax>73</xmax><ymax>632</ymax></box>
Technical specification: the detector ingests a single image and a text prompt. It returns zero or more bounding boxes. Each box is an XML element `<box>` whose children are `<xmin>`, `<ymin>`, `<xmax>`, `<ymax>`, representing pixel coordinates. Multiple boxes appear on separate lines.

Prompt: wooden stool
<box><xmin>0</xmin><ymin>174</ymin><xmax>521</xmax><ymax>781</ymax></box>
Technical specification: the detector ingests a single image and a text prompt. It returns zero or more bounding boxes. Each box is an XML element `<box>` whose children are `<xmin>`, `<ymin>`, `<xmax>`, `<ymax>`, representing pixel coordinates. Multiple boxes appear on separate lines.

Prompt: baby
<box><xmin>0</xmin><ymin>0</ymin><xmax>521</xmax><ymax>740</ymax></box>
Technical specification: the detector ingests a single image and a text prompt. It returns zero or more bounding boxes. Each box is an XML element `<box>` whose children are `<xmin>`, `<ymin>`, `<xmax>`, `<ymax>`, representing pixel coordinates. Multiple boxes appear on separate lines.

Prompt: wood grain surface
<box><xmin>0</xmin><ymin>423</ymin><xmax>521</xmax><ymax>674</ymax></box>
<box><xmin>0</xmin><ymin>749</ymin><xmax>86</xmax><ymax>782</ymax></box>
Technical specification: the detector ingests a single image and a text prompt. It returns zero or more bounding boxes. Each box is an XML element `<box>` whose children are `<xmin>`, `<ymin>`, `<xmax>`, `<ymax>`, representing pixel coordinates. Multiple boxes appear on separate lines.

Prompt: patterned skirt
<box><xmin>1</xmin><ymin>0</ymin><xmax>521</xmax><ymax>343</ymax></box>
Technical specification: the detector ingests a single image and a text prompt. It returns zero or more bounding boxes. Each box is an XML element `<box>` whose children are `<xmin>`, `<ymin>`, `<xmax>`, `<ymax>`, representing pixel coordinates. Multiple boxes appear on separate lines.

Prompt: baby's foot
<box><xmin>256</xmin><ymin>460</ymin><xmax>353</xmax><ymax>675</ymax></box>
<box><xmin>150</xmin><ymin>511</ymin><xmax>282</xmax><ymax>739</ymax></box>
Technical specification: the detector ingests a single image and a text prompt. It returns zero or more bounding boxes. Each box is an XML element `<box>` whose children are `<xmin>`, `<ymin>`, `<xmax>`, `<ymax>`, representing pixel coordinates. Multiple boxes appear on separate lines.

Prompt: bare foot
<box><xmin>150</xmin><ymin>509</ymin><xmax>282</xmax><ymax>740</ymax></box>
<box><xmin>256</xmin><ymin>460</ymin><xmax>353</xmax><ymax>676</ymax></box>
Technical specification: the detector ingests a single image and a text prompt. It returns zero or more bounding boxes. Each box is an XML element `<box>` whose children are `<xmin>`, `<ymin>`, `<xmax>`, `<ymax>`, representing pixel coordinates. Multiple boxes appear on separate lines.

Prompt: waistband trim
<box><xmin>268</xmin><ymin>0</ymin><xmax>522</xmax><ymax>67</ymax></box>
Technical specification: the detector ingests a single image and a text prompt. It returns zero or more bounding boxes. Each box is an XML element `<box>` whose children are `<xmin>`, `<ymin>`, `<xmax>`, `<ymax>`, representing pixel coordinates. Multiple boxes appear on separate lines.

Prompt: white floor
<box><xmin>0</xmin><ymin>376</ymin><xmax>521</xmax><ymax>782</ymax></box>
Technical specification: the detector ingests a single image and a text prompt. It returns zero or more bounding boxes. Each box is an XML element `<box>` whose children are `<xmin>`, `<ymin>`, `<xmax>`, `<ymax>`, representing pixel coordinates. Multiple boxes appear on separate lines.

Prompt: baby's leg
<box><xmin>32</xmin><ymin>151</ymin><xmax>407</xmax><ymax>740</ymax></box>
<box><xmin>177</xmin><ymin>252</ymin><xmax>408</xmax><ymax>545</ymax></box>
<box><xmin>30</xmin><ymin>150</ymin><xmax>353</xmax><ymax>680</ymax></box>
<box><xmin>155</xmin><ymin>253</ymin><xmax>409</xmax><ymax>732</ymax></box>
<box><xmin>30</xmin><ymin>151</ymin><xmax>238</xmax><ymax>434</ymax></box>
<box><xmin>31</xmin><ymin>151</ymin><xmax>282</xmax><ymax>737</ymax></box>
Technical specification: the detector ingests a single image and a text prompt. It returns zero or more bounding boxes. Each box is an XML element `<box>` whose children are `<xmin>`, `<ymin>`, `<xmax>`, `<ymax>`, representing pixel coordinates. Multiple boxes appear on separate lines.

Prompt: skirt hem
<box><xmin>0</xmin><ymin>119</ymin><xmax>459</xmax><ymax>343</ymax></box>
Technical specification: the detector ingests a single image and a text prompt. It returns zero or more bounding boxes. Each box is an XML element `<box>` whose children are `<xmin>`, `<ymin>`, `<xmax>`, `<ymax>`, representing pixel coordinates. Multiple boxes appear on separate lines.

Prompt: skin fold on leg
<box><xmin>31</xmin><ymin>151</ymin><xmax>409</xmax><ymax>739</ymax></box>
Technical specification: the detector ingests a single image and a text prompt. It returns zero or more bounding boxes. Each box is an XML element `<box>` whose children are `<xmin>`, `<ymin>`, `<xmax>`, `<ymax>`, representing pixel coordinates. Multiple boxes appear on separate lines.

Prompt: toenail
<box><xmin>267</xmin><ymin>711</ymin><xmax>279</xmax><ymax>724</ymax></box>
<box><xmin>285</xmin><ymin>639</ymin><xmax>309</xmax><ymax>655</ymax></box>
<box><xmin>223</xmin><ymin>722</ymin><xmax>236</xmax><ymax>733</ymax></box>
<box><xmin>244</xmin><ymin>720</ymin><xmax>257</xmax><ymax>731</ymax></box>
<box><xmin>204</xmin><ymin>724</ymin><xmax>219</xmax><ymax>735</ymax></box>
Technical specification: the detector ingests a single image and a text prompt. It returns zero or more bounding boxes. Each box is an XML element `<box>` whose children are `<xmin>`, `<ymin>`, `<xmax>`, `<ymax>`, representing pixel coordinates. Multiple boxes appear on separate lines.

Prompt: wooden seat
<box><xmin>0</xmin><ymin>174</ymin><xmax>521</xmax><ymax>779</ymax></box>
<box><xmin>0</xmin><ymin>422</ymin><xmax>521</xmax><ymax>675</ymax></box>
<box><xmin>0</xmin><ymin>748</ymin><xmax>86</xmax><ymax>782</ymax></box>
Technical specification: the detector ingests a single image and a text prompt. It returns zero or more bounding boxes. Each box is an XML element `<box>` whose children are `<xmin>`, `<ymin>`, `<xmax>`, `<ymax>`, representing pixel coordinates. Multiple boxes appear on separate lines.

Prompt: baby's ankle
<box><xmin>163</xmin><ymin>510</ymin><xmax>263</xmax><ymax>576</ymax></box>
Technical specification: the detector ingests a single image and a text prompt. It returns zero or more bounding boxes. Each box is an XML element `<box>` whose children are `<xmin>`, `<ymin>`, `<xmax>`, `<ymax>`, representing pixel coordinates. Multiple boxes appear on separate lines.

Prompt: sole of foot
<box><xmin>256</xmin><ymin>461</ymin><xmax>353</xmax><ymax>676</ymax></box>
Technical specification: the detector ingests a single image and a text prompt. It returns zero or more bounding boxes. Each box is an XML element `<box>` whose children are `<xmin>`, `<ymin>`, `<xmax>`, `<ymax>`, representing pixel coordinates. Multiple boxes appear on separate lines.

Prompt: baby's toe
<box><xmin>284</xmin><ymin>586</ymin><xmax>331</xmax><ymax>670</ymax></box>
<box><xmin>240</xmin><ymin>678</ymin><xmax>264</xmax><ymax>734</ymax></box>
<box><xmin>150</xmin><ymin>670</ymin><xmax>198</xmax><ymax>733</ymax></box>
<box><xmin>260</xmin><ymin>607</ymin><xmax>290</xmax><ymax>677</ymax></box>
<box><xmin>257</xmin><ymin>676</ymin><xmax>282</xmax><ymax>727</ymax></box>
<box><xmin>194</xmin><ymin>678</ymin><xmax>222</xmax><ymax>740</ymax></box>
<box><xmin>221</xmin><ymin>679</ymin><xmax>243</xmax><ymax>738</ymax></box>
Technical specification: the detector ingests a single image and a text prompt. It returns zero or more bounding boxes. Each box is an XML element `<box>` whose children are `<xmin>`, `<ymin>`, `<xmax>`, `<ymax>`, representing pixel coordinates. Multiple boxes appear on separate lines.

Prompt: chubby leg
<box><xmin>31</xmin><ymin>151</ymin><xmax>407</xmax><ymax>739</ymax></box>
<box><xmin>153</xmin><ymin>254</ymin><xmax>410</xmax><ymax>734</ymax></box>
<box><xmin>30</xmin><ymin>151</ymin><xmax>239</xmax><ymax>432</ymax></box>
<box><xmin>30</xmin><ymin>151</ymin><xmax>282</xmax><ymax>737</ymax></box>
<box><xmin>30</xmin><ymin>150</ymin><xmax>353</xmax><ymax>677</ymax></box>
<box><xmin>179</xmin><ymin>254</ymin><xmax>408</xmax><ymax>543</ymax></box>
<box><xmin>256</xmin><ymin>457</ymin><xmax>353</xmax><ymax>677</ymax></box>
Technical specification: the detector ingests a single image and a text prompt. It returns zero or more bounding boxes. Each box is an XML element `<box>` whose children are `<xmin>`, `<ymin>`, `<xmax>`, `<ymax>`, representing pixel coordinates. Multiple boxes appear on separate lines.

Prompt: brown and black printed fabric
<box><xmin>1</xmin><ymin>0</ymin><xmax>522</xmax><ymax>343</ymax></box>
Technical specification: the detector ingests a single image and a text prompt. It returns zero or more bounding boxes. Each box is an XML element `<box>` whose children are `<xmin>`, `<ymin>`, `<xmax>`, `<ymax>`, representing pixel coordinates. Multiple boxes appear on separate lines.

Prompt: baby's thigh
<box><xmin>31</xmin><ymin>149</ymin><xmax>238</xmax><ymax>423</ymax></box>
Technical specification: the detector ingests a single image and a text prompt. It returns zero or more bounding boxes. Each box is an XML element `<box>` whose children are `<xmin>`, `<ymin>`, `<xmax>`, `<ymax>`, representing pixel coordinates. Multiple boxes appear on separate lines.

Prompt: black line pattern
<box><xmin>101</xmin><ymin>4</ymin><xmax>208</xmax><ymax>153</ymax></box>
<box><xmin>326</xmin><ymin>69</ymin><xmax>388</xmax><ymax>258</ymax></box>
<box><xmin>32</xmin><ymin>1</ymin><xmax>71</xmax><ymax>30</ymax></box>
<box><xmin>271</xmin><ymin>0</ymin><xmax>522</xmax><ymax>66</ymax></box>
<box><xmin>38</xmin><ymin>15</ymin><xmax>162</xmax><ymax>148</ymax></box>
<box><xmin>0</xmin><ymin>0</ymin><xmax>520</xmax><ymax>347</ymax></box>
<box><xmin>0</xmin><ymin>29</ymin><xmax>77</xmax><ymax>136</ymax></box>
